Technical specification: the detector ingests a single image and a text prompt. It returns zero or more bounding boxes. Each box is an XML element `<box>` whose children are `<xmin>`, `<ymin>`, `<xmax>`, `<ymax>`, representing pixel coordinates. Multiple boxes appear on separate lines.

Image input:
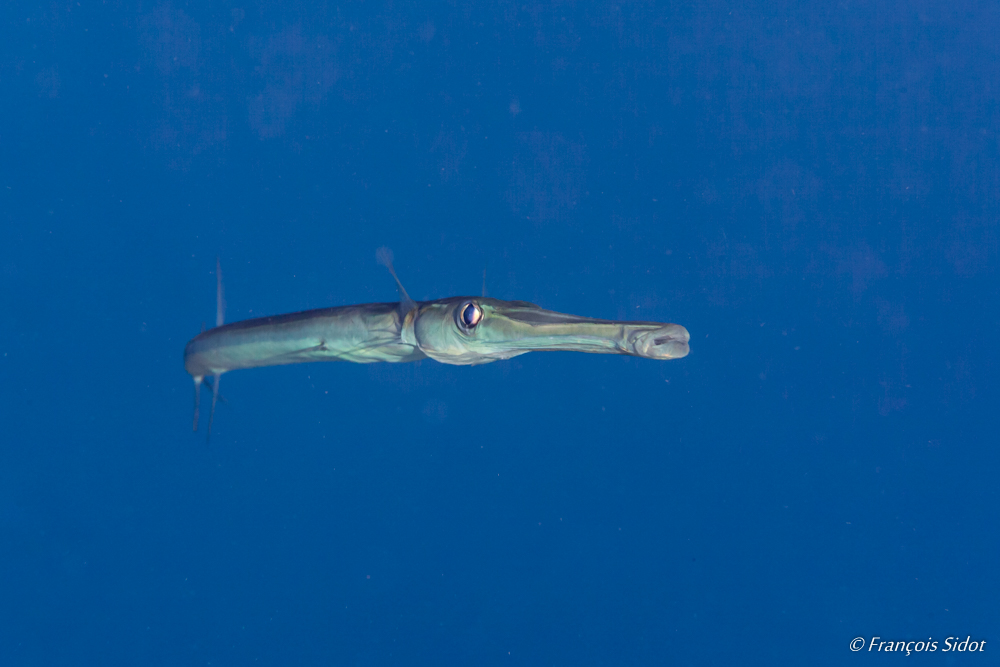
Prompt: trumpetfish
<box><xmin>184</xmin><ymin>249</ymin><xmax>689</xmax><ymax>436</ymax></box>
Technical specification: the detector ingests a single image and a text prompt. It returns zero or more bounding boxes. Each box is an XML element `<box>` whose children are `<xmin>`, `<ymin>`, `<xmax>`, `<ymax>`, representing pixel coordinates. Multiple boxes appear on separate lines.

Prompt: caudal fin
<box><xmin>191</xmin><ymin>258</ymin><xmax>226</xmax><ymax>436</ymax></box>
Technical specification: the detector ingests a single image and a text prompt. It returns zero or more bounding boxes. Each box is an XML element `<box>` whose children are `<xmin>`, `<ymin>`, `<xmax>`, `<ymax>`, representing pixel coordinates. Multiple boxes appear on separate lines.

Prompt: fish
<box><xmin>184</xmin><ymin>249</ymin><xmax>689</xmax><ymax>436</ymax></box>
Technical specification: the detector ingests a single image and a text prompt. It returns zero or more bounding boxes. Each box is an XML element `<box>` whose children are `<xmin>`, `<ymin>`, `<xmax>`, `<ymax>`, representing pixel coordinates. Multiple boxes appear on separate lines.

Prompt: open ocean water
<box><xmin>2</xmin><ymin>1</ymin><xmax>997</xmax><ymax>665</ymax></box>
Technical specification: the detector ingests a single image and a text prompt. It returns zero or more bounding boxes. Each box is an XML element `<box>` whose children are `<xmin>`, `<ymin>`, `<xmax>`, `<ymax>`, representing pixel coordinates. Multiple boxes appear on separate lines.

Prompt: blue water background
<box><xmin>2</xmin><ymin>2</ymin><xmax>997</xmax><ymax>664</ymax></box>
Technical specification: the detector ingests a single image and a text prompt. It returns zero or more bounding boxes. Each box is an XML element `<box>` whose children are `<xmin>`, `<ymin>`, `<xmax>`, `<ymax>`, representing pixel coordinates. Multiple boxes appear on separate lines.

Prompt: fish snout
<box><xmin>632</xmin><ymin>324</ymin><xmax>690</xmax><ymax>360</ymax></box>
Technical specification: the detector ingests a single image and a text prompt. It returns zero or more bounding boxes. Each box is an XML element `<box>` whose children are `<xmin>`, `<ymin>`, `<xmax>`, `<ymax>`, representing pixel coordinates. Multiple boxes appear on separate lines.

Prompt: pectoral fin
<box><xmin>376</xmin><ymin>246</ymin><xmax>417</xmax><ymax>315</ymax></box>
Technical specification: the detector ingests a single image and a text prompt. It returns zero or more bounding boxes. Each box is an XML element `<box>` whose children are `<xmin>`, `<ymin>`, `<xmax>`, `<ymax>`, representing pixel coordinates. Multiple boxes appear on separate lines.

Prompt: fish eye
<box><xmin>461</xmin><ymin>302</ymin><xmax>483</xmax><ymax>328</ymax></box>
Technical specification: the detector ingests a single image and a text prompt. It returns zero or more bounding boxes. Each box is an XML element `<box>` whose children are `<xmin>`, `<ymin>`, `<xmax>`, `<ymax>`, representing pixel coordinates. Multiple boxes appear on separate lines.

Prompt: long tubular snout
<box><xmin>490</xmin><ymin>307</ymin><xmax>690</xmax><ymax>360</ymax></box>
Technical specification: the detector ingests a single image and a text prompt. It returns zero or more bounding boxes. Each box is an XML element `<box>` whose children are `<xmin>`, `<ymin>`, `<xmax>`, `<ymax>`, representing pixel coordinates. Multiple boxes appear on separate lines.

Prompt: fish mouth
<box><xmin>630</xmin><ymin>324</ymin><xmax>690</xmax><ymax>359</ymax></box>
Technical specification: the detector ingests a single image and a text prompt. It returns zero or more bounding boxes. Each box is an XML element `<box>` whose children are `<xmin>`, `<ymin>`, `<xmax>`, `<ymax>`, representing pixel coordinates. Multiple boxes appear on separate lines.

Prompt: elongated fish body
<box><xmin>185</xmin><ymin>297</ymin><xmax>689</xmax><ymax>377</ymax></box>
<box><xmin>184</xmin><ymin>302</ymin><xmax>426</xmax><ymax>378</ymax></box>
<box><xmin>185</xmin><ymin>252</ymin><xmax>689</xmax><ymax>435</ymax></box>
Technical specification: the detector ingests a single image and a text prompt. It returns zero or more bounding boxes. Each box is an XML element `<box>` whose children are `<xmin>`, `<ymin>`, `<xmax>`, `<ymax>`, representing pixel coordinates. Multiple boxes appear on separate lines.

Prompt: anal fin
<box><xmin>206</xmin><ymin>373</ymin><xmax>221</xmax><ymax>442</ymax></box>
<box><xmin>192</xmin><ymin>376</ymin><xmax>202</xmax><ymax>431</ymax></box>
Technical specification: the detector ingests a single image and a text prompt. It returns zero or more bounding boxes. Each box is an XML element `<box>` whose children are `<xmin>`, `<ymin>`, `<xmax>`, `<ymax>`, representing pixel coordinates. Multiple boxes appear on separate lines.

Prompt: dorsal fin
<box><xmin>376</xmin><ymin>246</ymin><xmax>417</xmax><ymax>314</ymax></box>
<box><xmin>215</xmin><ymin>256</ymin><xmax>226</xmax><ymax>327</ymax></box>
